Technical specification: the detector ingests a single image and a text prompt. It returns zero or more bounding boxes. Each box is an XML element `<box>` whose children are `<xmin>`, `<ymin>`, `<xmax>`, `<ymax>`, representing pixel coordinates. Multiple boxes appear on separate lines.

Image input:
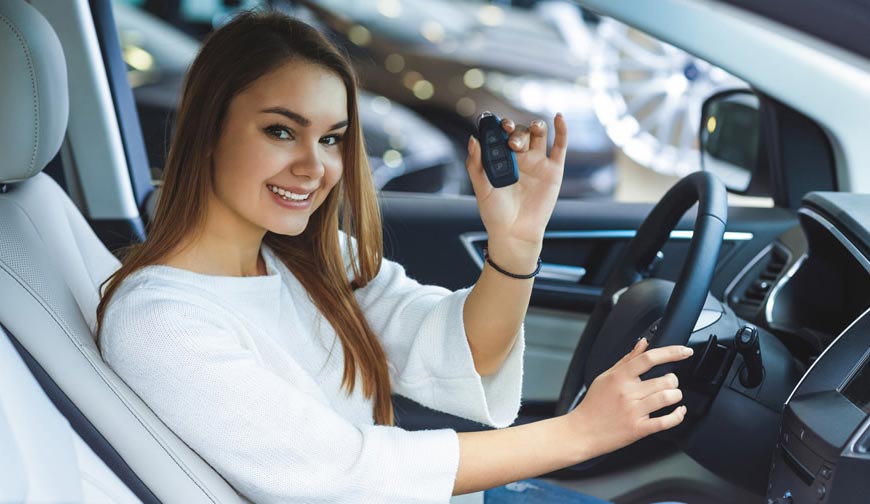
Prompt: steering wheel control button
<box><xmin>476</xmin><ymin>111</ymin><xmax>519</xmax><ymax>188</ymax></box>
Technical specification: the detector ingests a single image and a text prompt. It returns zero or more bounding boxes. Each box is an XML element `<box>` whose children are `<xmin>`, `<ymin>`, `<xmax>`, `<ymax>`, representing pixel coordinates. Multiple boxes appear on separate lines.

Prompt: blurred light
<box><xmin>377</xmin><ymin>0</ymin><xmax>402</xmax><ymax>18</ymax></box>
<box><xmin>486</xmin><ymin>72</ymin><xmax>506</xmax><ymax>94</ymax></box>
<box><xmin>371</xmin><ymin>96</ymin><xmax>392</xmax><ymax>115</ymax></box>
<box><xmin>382</xmin><ymin>117</ymin><xmax>402</xmax><ymax>135</ymax></box>
<box><xmin>402</xmin><ymin>71</ymin><xmax>423</xmax><ymax>89</ymax></box>
<box><xmin>421</xmin><ymin>20</ymin><xmax>445</xmax><ymax>44</ymax></box>
<box><xmin>463</xmin><ymin>68</ymin><xmax>486</xmax><ymax>89</ymax></box>
<box><xmin>385</xmin><ymin>53</ymin><xmax>405</xmax><ymax>73</ymax></box>
<box><xmin>123</xmin><ymin>46</ymin><xmax>154</xmax><ymax>72</ymax></box>
<box><xmin>706</xmin><ymin>116</ymin><xmax>717</xmax><ymax>134</ymax></box>
<box><xmin>666</xmin><ymin>74</ymin><xmax>688</xmax><ymax>95</ymax></box>
<box><xmin>438</xmin><ymin>39</ymin><xmax>459</xmax><ymax>54</ymax></box>
<box><xmin>456</xmin><ymin>97</ymin><xmax>476</xmax><ymax>117</ymax></box>
<box><xmin>486</xmin><ymin>72</ymin><xmax>592</xmax><ymax>116</ymax></box>
<box><xmin>477</xmin><ymin>5</ymin><xmax>505</xmax><ymax>26</ymax></box>
<box><xmin>413</xmin><ymin>80</ymin><xmax>435</xmax><ymax>100</ymax></box>
<box><xmin>388</xmin><ymin>134</ymin><xmax>406</xmax><ymax>150</ymax></box>
<box><xmin>348</xmin><ymin>25</ymin><xmax>371</xmax><ymax>46</ymax></box>
<box><xmin>383</xmin><ymin>149</ymin><xmax>403</xmax><ymax>168</ymax></box>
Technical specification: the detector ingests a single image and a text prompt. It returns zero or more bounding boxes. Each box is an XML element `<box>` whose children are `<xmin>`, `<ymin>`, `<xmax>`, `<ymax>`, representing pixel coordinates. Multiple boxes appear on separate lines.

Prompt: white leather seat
<box><xmin>0</xmin><ymin>2</ymin><xmax>247</xmax><ymax>502</ymax></box>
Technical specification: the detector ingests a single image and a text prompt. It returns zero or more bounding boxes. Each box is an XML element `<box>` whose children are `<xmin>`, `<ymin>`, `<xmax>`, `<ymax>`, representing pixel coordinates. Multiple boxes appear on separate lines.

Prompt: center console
<box><xmin>767</xmin><ymin>307</ymin><xmax>870</xmax><ymax>503</ymax></box>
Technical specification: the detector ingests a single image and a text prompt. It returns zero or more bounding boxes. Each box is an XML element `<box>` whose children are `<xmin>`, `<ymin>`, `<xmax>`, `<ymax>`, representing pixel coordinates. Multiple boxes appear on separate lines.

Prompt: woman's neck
<box><xmin>161</xmin><ymin>234</ymin><xmax>267</xmax><ymax>277</ymax></box>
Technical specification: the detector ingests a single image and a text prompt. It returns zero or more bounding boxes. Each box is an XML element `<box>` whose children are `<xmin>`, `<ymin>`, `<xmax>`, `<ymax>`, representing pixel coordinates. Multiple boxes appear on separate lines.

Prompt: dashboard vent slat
<box><xmin>735</xmin><ymin>246</ymin><xmax>790</xmax><ymax>310</ymax></box>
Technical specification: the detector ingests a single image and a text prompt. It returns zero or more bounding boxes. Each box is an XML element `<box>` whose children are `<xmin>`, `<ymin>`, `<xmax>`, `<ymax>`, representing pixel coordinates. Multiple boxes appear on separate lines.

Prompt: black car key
<box><xmin>476</xmin><ymin>111</ymin><xmax>519</xmax><ymax>188</ymax></box>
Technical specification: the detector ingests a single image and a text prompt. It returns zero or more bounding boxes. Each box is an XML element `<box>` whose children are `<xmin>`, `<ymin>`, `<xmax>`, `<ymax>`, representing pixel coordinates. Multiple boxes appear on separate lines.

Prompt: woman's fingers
<box><xmin>464</xmin><ymin>135</ymin><xmax>490</xmax><ymax>195</ymax></box>
<box><xmin>639</xmin><ymin>405</ymin><xmax>688</xmax><ymax>437</ymax></box>
<box><xmin>615</xmin><ymin>337</ymin><xmax>649</xmax><ymax>367</ymax></box>
<box><xmin>528</xmin><ymin>119</ymin><xmax>548</xmax><ymax>152</ymax></box>
<box><xmin>549</xmin><ymin>113</ymin><xmax>568</xmax><ymax>165</ymax></box>
<box><xmin>501</xmin><ymin>118</ymin><xmax>529</xmax><ymax>152</ymax></box>
<box><xmin>638</xmin><ymin>387</ymin><xmax>683</xmax><ymax>414</ymax></box>
<box><xmin>626</xmin><ymin>345</ymin><xmax>693</xmax><ymax>377</ymax></box>
<box><xmin>633</xmin><ymin>372</ymin><xmax>679</xmax><ymax>400</ymax></box>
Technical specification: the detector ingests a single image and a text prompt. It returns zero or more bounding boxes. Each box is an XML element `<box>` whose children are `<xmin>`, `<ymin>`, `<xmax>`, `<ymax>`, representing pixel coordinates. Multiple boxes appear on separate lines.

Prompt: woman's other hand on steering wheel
<box><xmin>567</xmin><ymin>338</ymin><xmax>693</xmax><ymax>461</ymax></box>
<box><xmin>465</xmin><ymin>113</ymin><xmax>566</xmax><ymax>272</ymax></box>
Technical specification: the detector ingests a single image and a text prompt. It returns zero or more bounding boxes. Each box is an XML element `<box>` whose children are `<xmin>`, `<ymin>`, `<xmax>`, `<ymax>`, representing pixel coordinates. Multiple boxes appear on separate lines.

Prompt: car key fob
<box><xmin>476</xmin><ymin>111</ymin><xmax>519</xmax><ymax>188</ymax></box>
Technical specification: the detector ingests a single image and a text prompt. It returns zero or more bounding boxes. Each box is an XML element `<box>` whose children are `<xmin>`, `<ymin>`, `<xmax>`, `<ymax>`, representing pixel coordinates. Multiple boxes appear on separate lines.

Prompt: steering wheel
<box><xmin>556</xmin><ymin>171</ymin><xmax>728</xmax><ymax>416</ymax></box>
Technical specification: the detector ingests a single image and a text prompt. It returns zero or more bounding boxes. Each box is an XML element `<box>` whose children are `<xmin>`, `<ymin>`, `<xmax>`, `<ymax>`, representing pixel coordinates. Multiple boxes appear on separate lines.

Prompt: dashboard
<box><xmin>730</xmin><ymin>192</ymin><xmax>870</xmax><ymax>504</ymax></box>
<box><xmin>727</xmin><ymin>192</ymin><xmax>870</xmax><ymax>361</ymax></box>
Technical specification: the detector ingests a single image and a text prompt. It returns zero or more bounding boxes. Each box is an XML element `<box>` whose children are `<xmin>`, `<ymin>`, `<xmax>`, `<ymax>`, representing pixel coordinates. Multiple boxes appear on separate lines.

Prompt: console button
<box><xmin>819</xmin><ymin>466</ymin><xmax>832</xmax><ymax>480</ymax></box>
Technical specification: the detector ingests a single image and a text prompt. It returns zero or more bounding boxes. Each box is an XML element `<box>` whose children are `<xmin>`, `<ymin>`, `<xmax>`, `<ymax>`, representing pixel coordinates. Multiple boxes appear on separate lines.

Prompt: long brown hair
<box><xmin>96</xmin><ymin>11</ymin><xmax>393</xmax><ymax>424</ymax></box>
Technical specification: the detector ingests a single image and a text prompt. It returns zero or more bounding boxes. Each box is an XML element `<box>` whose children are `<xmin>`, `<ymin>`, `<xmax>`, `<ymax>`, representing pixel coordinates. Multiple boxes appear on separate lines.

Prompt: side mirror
<box><xmin>699</xmin><ymin>89</ymin><xmax>768</xmax><ymax>195</ymax></box>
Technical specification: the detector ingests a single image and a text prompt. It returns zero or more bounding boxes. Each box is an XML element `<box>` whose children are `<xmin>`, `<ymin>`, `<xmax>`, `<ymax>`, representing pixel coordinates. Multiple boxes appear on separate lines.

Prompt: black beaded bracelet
<box><xmin>483</xmin><ymin>248</ymin><xmax>542</xmax><ymax>279</ymax></box>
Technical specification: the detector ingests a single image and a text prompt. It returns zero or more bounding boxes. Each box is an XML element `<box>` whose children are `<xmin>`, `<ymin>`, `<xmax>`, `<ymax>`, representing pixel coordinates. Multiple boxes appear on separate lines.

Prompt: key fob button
<box><xmin>490</xmin><ymin>146</ymin><xmax>506</xmax><ymax>159</ymax></box>
<box><xmin>494</xmin><ymin>159</ymin><xmax>509</xmax><ymax>174</ymax></box>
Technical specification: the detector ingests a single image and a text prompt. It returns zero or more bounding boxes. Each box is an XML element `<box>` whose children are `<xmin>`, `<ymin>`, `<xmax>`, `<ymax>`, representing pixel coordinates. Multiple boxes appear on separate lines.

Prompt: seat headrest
<box><xmin>0</xmin><ymin>1</ymin><xmax>68</xmax><ymax>184</ymax></box>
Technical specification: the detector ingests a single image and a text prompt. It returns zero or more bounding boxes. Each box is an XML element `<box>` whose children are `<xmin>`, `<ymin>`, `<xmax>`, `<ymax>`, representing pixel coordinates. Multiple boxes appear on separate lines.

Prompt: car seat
<box><xmin>0</xmin><ymin>1</ymin><xmax>249</xmax><ymax>501</ymax></box>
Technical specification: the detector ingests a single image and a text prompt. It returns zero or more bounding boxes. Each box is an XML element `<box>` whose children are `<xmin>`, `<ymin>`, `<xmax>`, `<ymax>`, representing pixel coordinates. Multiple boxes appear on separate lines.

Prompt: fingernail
<box><xmin>533</xmin><ymin>120</ymin><xmax>545</xmax><ymax>128</ymax></box>
<box><xmin>635</xmin><ymin>337</ymin><xmax>647</xmax><ymax>348</ymax></box>
<box><xmin>682</xmin><ymin>405</ymin><xmax>688</xmax><ymax>414</ymax></box>
<box><xmin>511</xmin><ymin>137</ymin><xmax>522</xmax><ymax>147</ymax></box>
<box><xmin>682</xmin><ymin>347</ymin><xmax>694</xmax><ymax>357</ymax></box>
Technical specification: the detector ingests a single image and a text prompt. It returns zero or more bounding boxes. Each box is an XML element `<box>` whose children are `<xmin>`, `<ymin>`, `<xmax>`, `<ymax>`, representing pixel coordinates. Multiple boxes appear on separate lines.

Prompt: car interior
<box><xmin>2</xmin><ymin>0</ymin><xmax>870</xmax><ymax>503</ymax></box>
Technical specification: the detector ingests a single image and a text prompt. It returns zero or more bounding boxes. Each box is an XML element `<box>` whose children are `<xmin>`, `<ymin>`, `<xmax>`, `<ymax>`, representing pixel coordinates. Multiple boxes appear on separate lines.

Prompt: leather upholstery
<box><xmin>0</xmin><ymin>1</ymin><xmax>247</xmax><ymax>502</ymax></box>
<box><xmin>0</xmin><ymin>0</ymin><xmax>68</xmax><ymax>183</ymax></box>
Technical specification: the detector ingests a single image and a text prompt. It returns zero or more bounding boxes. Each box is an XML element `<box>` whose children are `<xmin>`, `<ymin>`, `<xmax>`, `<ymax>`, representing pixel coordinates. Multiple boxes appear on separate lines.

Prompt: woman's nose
<box><xmin>290</xmin><ymin>142</ymin><xmax>325</xmax><ymax>179</ymax></box>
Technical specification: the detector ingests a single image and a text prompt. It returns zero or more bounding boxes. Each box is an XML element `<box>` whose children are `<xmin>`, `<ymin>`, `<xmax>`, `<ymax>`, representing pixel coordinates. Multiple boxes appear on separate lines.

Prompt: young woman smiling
<box><xmin>96</xmin><ymin>10</ymin><xmax>691</xmax><ymax>503</ymax></box>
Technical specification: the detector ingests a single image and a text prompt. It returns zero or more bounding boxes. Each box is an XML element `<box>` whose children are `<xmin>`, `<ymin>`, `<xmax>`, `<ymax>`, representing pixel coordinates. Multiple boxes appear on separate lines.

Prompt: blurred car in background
<box><xmin>113</xmin><ymin>1</ymin><xmax>466</xmax><ymax>194</ymax></box>
<box><xmin>123</xmin><ymin>0</ymin><xmax>745</xmax><ymax>200</ymax></box>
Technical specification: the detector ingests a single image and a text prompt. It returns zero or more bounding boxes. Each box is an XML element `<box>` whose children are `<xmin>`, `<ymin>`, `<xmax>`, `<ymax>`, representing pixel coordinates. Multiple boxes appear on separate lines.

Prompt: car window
<box><xmin>114</xmin><ymin>0</ymin><xmax>772</xmax><ymax>205</ymax></box>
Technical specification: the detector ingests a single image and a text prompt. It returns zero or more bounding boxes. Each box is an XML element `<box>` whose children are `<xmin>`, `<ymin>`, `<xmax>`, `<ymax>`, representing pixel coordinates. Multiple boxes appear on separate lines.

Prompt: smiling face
<box><xmin>207</xmin><ymin>59</ymin><xmax>349</xmax><ymax>241</ymax></box>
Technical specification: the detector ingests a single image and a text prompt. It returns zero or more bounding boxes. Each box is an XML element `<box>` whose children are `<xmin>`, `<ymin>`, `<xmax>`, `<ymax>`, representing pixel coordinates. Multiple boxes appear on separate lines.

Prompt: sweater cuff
<box><xmin>399</xmin><ymin>288</ymin><xmax>525</xmax><ymax>428</ymax></box>
<box><xmin>360</xmin><ymin>427</ymin><xmax>459</xmax><ymax>503</ymax></box>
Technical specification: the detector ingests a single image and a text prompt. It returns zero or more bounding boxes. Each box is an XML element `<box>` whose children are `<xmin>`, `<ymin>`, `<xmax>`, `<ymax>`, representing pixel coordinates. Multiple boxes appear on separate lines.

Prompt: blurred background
<box><xmin>113</xmin><ymin>0</ymin><xmax>769</xmax><ymax>204</ymax></box>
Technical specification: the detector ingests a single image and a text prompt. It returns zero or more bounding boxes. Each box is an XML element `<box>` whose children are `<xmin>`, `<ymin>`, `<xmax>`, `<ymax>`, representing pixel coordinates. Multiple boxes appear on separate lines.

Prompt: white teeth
<box><xmin>267</xmin><ymin>184</ymin><xmax>311</xmax><ymax>201</ymax></box>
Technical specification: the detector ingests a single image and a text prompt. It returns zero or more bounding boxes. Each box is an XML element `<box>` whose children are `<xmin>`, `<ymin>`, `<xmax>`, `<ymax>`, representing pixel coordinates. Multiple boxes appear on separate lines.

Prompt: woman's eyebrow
<box><xmin>260</xmin><ymin>107</ymin><xmax>348</xmax><ymax>130</ymax></box>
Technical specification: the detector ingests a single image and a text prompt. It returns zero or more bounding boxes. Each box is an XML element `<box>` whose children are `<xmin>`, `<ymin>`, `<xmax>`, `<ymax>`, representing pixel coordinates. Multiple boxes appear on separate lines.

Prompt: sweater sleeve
<box><xmin>101</xmin><ymin>291</ymin><xmax>459</xmax><ymax>504</ymax></box>
<box><xmin>354</xmin><ymin>256</ymin><xmax>525</xmax><ymax>429</ymax></box>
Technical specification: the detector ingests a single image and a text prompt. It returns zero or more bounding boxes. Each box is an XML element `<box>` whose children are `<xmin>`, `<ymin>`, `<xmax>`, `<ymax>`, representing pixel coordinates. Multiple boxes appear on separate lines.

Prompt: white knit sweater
<box><xmin>100</xmin><ymin>238</ymin><xmax>525</xmax><ymax>503</ymax></box>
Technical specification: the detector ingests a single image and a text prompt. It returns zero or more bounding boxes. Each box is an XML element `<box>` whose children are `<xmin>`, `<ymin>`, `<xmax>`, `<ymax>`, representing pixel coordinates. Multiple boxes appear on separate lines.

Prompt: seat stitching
<box><xmin>0</xmin><ymin>227</ymin><xmax>223</xmax><ymax>503</ymax></box>
<box><xmin>0</xmin><ymin>13</ymin><xmax>39</xmax><ymax>178</ymax></box>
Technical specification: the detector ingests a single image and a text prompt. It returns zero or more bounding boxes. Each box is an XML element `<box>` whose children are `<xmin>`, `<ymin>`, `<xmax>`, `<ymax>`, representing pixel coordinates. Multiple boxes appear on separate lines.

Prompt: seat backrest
<box><xmin>0</xmin><ymin>2</ymin><xmax>247</xmax><ymax>502</ymax></box>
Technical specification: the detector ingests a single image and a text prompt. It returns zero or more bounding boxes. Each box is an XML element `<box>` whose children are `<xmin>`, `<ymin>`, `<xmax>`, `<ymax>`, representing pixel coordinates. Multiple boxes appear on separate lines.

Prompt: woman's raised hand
<box><xmin>566</xmin><ymin>338</ymin><xmax>693</xmax><ymax>460</ymax></box>
<box><xmin>465</xmin><ymin>113</ymin><xmax>567</xmax><ymax>270</ymax></box>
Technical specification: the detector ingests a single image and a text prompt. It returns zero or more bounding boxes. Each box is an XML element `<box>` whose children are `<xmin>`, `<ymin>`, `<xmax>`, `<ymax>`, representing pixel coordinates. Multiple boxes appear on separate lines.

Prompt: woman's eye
<box><xmin>265</xmin><ymin>125</ymin><xmax>293</xmax><ymax>140</ymax></box>
<box><xmin>321</xmin><ymin>134</ymin><xmax>344</xmax><ymax>147</ymax></box>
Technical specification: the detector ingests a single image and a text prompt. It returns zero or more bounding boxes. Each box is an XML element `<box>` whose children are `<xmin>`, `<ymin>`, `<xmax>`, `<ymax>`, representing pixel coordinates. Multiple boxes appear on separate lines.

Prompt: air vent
<box><xmin>735</xmin><ymin>246</ymin><xmax>789</xmax><ymax>309</ymax></box>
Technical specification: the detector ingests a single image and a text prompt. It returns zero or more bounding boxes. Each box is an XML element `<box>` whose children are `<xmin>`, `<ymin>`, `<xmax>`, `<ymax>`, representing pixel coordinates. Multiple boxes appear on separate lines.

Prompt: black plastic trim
<box><xmin>88</xmin><ymin>0</ymin><xmax>155</xmax><ymax>217</ymax></box>
<box><xmin>1</xmin><ymin>323</ymin><xmax>160</xmax><ymax>504</ymax></box>
<box><xmin>91</xmin><ymin>217</ymin><xmax>145</xmax><ymax>254</ymax></box>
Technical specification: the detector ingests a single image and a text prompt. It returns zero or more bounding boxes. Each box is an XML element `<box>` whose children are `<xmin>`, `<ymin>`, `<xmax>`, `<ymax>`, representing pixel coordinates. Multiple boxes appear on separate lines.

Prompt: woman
<box><xmin>97</xmin><ymin>10</ymin><xmax>691</xmax><ymax>503</ymax></box>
